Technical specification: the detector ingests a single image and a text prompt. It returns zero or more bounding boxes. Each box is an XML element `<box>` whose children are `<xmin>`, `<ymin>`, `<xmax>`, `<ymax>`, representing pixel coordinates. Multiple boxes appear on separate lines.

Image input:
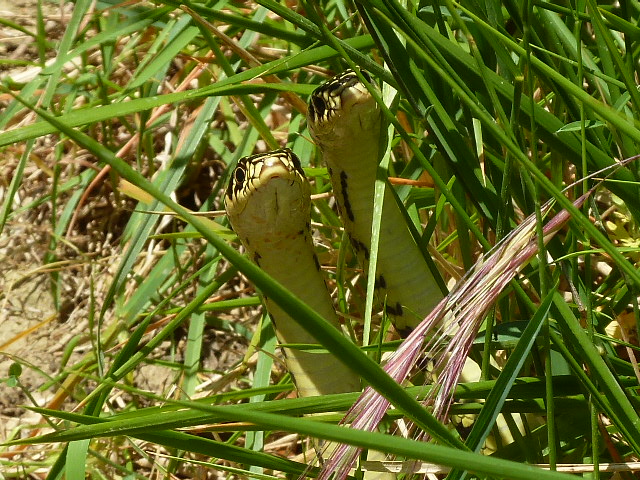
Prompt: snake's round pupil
<box><xmin>234</xmin><ymin>167</ymin><xmax>246</xmax><ymax>185</ymax></box>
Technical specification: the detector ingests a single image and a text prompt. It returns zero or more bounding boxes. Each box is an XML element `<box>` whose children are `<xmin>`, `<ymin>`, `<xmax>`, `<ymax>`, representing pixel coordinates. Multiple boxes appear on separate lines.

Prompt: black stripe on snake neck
<box><xmin>307</xmin><ymin>70</ymin><xmax>444</xmax><ymax>335</ymax></box>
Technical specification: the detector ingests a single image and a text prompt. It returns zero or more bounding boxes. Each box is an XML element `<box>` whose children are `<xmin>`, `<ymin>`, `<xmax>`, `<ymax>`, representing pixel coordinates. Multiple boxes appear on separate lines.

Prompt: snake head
<box><xmin>307</xmin><ymin>69</ymin><xmax>381</xmax><ymax>148</ymax></box>
<box><xmin>225</xmin><ymin>148</ymin><xmax>310</xmax><ymax>241</ymax></box>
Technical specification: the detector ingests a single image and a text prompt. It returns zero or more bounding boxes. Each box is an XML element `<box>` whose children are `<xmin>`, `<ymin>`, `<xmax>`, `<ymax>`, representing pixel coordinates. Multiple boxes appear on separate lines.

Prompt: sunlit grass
<box><xmin>0</xmin><ymin>0</ymin><xmax>639</xmax><ymax>478</ymax></box>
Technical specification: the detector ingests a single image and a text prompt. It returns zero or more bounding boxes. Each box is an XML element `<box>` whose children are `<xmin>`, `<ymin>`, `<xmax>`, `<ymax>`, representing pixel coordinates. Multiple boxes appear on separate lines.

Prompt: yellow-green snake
<box><xmin>225</xmin><ymin>69</ymin><xmax>445</xmax><ymax>395</ymax></box>
<box><xmin>224</xmin><ymin>148</ymin><xmax>361</xmax><ymax>397</ymax></box>
<box><xmin>307</xmin><ymin>70</ymin><xmax>443</xmax><ymax>335</ymax></box>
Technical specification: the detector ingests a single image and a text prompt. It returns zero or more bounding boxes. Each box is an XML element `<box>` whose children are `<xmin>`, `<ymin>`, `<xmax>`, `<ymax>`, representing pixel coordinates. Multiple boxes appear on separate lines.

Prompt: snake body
<box><xmin>307</xmin><ymin>70</ymin><xmax>443</xmax><ymax>335</ymax></box>
<box><xmin>307</xmin><ymin>72</ymin><xmax>522</xmax><ymax>463</ymax></box>
<box><xmin>225</xmin><ymin>149</ymin><xmax>361</xmax><ymax>397</ymax></box>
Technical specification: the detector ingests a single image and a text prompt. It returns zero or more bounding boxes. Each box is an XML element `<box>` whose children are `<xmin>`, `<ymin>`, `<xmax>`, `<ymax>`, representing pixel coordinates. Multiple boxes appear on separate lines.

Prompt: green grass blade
<box><xmin>552</xmin><ymin>293</ymin><xmax>640</xmax><ymax>453</ymax></box>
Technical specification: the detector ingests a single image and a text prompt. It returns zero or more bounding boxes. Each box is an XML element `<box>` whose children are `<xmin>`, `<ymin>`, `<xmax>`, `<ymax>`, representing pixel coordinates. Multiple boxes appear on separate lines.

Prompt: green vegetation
<box><xmin>1</xmin><ymin>0</ymin><xmax>639</xmax><ymax>478</ymax></box>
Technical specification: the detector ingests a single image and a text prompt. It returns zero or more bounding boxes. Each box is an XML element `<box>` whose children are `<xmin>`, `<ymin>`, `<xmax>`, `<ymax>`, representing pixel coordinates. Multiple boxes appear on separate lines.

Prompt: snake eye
<box><xmin>234</xmin><ymin>167</ymin><xmax>246</xmax><ymax>185</ymax></box>
<box><xmin>360</xmin><ymin>70</ymin><xmax>372</xmax><ymax>83</ymax></box>
<box><xmin>289</xmin><ymin>152</ymin><xmax>304</xmax><ymax>176</ymax></box>
<box><xmin>310</xmin><ymin>95</ymin><xmax>326</xmax><ymax>120</ymax></box>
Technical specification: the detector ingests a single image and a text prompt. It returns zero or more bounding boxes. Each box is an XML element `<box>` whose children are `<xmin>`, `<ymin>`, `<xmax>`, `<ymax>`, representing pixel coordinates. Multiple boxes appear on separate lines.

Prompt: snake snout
<box><xmin>259</xmin><ymin>156</ymin><xmax>290</xmax><ymax>183</ymax></box>
<box><xmin>340</xmin><ymin>81</ymin><xmax>374</xmax><ymax>112</ymax></box>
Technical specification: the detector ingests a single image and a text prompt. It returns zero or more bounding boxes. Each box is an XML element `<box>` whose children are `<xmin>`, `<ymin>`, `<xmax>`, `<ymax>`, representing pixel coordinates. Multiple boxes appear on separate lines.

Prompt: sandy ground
<box><xmin>0</xmin><ymin>0</ymin><xmax>63</xmax><ymax>443</ymax></box>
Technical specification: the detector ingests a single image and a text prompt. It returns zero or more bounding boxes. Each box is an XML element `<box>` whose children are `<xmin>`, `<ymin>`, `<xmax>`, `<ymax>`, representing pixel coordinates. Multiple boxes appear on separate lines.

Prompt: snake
<box><xmin>307</xmin><ymin>70</ymin><xmax>443</xmax><ymax>335</ymax></box>
<box><xmin>224</xmin><ymin>148</ymin><xmax>361</xmax><ymax>398</ymax></box>
<box><xmin>222</xmin><ymin>73</ymin><xmax>447</xmax><ymax>476</ymax></box>
<box><xmin>307</xmin><ymin>71</ymin><xmax>525</xmax><ymax>462</ymax></box>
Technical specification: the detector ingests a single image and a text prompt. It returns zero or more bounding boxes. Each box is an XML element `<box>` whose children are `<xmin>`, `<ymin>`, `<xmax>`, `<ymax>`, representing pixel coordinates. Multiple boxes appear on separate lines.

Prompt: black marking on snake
<box><xmin>351</xmin><ymin>238</ymin><xmax>370</xmax><ymax>260</ymax></box>
<box><xmin>397</xmin><ymin>325</ymin><xmax>413</xmax><ymax>338</ymax></box>
<box><xmin>289</xmin><ymin>151</ymin><xmax>305</xmax><ymax>177</ymax></box>
<box><xmin>313</xmin><ymin>253</ymin><xmax>321</xmax><ymax>272</ymax></box>
<box><xmin>340</xmin><ymin>171</ymin><xmax>355</xmax><ymax>222</ymax></box>
<box><xmin>385</xmin><ymin>301</ymin><xmax>404</xmax><ymax>317</ymax></box>
<box><xmin>253</xmin><ymin>251</ymin><xmax>262</xmax><ymax>267</ymax></box>
<box><xmin>375</xmin><ymin>275</ymin><xmax>386</xmax><ymax>290</ymax></box>
<box><xmin>309</xmin><ymin>95</ymin><xmax>326</xmax><ymax>122</ymax></box>
<box><xmin>326</xmin><ymin>71</ymin><xmax>360</xmax><ymax>95</ymax></box>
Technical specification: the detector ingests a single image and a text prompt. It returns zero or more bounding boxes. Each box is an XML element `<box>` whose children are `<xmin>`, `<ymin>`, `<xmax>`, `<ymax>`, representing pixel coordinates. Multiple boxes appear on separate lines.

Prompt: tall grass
<box><xmin>0</xmin><ymin>1</ymin><xmax>639</xmax><ymax>478</ymax></box>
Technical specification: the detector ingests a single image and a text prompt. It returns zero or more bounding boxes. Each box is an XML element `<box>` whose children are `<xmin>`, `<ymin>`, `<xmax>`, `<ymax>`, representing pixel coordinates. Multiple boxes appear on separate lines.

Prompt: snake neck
<box><xmin>243</xmin><ymin>233</ymin><xmax>361</xmax><ymax>396</ymax></box>
<box><xmin>246</xmin><ymin>233</ymin><xmax>336</xmax><ymax>330</ymax></box>
<box><xmin>323</xmin><ymin>145</ymin><xmax>443</xmax><ymax>334</ymax></box>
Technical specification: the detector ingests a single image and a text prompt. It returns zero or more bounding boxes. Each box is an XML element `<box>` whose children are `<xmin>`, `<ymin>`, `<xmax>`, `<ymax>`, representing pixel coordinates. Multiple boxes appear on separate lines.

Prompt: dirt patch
<box><xmin>0</xmin><ymin>255</ymin><xmax>59</xmax><ymax>440</ymax></box>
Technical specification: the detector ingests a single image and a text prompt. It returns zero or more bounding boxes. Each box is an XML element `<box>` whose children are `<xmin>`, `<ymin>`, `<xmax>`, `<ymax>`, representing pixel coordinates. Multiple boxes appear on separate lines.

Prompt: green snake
<box><xmin>224</xmin><ymin>148</ymin><xmax>361</xmax><ymax>397</ymax></box>
<box><xmin>307</xmin><ymin>70</ymin><xmax>443</xmax><ymax>335</ymax></box>
<box><xmin>307</xmin><ymin>71</ymin><xmax>522</xmax><ymax>466</ymax></box>
<box><xmin>225</xmin><ymin>70</ymin><xmax>444</xmax><ymax>396</ymax></box>
<box><xmin>224</xmin><ymin>72</ymin><xmax>446</xmax><ymax>476</ymax></box>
